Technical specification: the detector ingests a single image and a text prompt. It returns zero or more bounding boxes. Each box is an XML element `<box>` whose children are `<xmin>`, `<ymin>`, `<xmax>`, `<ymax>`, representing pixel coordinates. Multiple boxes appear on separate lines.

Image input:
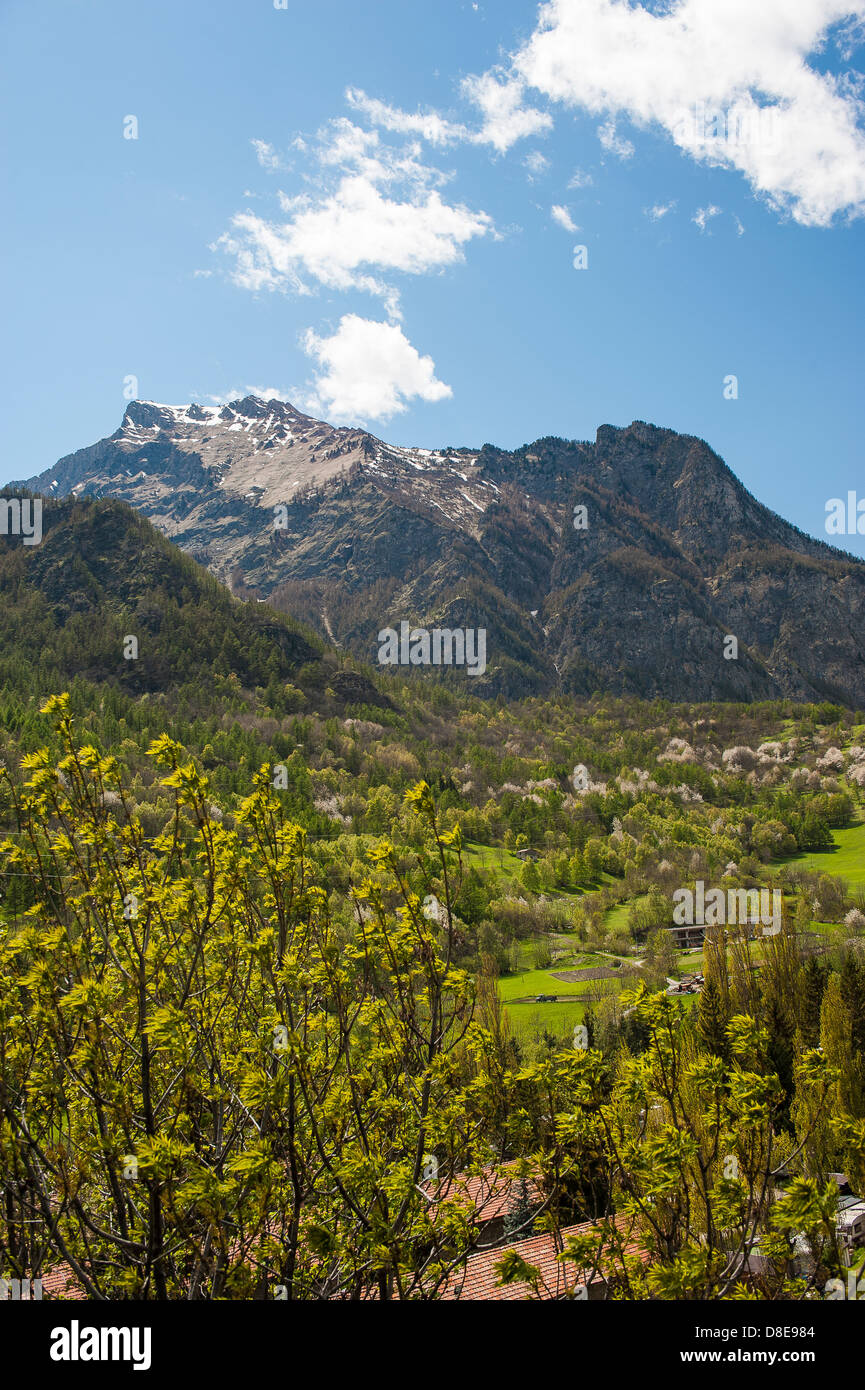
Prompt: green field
<box><xmin>602</xmin><ymin>895</ymin><xmax>653</xmax><ymax>935</ymax></box>
<box><xmin>462</xmin><ymin>842</ymin><xmax>610</xmax><ymax>902</ymax></box>
<box><xmin>493</xmin><ymin>817</ymin><xmax>865</xmax><ymax>1037</ymax></box>
<box><xmin>498</xmin><ymin>937</ymin><xmax>639</xmax><ymax>1039</ymax></box>
<box><xmin>505</xmin><ymin>997</ymin><xmax>589</xmax><ymax>1035</ymax></box>
<box><xmin>509</xmin><ymin>934</ymin><xmax>582</xmax><ymax>968</ymax></box>
<box><xmin>777</xmin><ymin>820</ymin><xmax>865</xmax><ymax>886</ymax></box>
<box><xmin>462</xmin><ymin>841</ymin><xmax>528</xmax><ymax>880</ymax></box>
<box><xmin>497</xmin><ymin>954</ymin><xmax>620</xmax><ymax>1004</ymax></box>
<box><xmin>601</xmin><ymin>900</ymin><xmax>634</xmax><ymax>934</ymax></box>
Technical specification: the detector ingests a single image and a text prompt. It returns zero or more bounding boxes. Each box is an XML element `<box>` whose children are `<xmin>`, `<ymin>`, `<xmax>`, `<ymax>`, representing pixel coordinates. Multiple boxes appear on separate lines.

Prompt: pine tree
<box><xmin>799</xmin><ymin>956</ymin><xmax>828</xmax><ymax>1047</ymax></box>
<box><xmin>820</xmin><ymin>974</ymin><xmax>860</xmax><ymax>1116</ymax></box>
<box><xmin>697</xmin><ymin>978</ymin><xmax>728</xmax><ymax>1059</ymax></box>
<box><xmin>764</xmin><ymin>992</ymin><xmax>795</xmax><ymax>1120</ymax></box>
<box><xmin>840</xmin><ymin>952</ymin><xmax>865</xmax><ymax>1057</ymax></box>
<box><xmin>503</xmin><ymin>1177</ymin><xmax>535</xmax><ymax>1240</ymax></box>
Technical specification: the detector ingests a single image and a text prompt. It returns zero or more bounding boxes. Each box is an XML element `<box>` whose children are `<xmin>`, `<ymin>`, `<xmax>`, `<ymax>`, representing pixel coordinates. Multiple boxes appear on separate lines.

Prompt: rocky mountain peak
<box><xmin>19</xmin><ymin>401</ymin><xmax>865</xmax><ymax>704</ymax></box>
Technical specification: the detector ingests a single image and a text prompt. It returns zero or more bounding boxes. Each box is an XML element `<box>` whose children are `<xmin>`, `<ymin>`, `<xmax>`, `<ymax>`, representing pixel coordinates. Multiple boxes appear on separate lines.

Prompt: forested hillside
<box><xmin>2</xmin><ymin>497</ymin><xmax>865</xmax><ymax>1301</ymax></box>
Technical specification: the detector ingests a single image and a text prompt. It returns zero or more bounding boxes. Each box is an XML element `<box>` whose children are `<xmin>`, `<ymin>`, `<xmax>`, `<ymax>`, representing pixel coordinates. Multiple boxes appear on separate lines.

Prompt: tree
<box><xmin>646</xmin><ymin>927</ymin><xmax>676</xmax><ymax>987</ymax></box>
<box><xmin>798</xmin><ymin>957</ymin><xmax>828</xmax><ymax>1048</ymax></box>
<box><xmin>0</xmin><ymin>696</ymin><xmax>493</xmax><ymax>1300</ymax></box>
<box><xmin>764</xmin><ymin>993</ymin><xmax>795</xmax><ymax>1123</ymax></box>
<box><xmin>521</xmin><ymin>857</ymin><xmax>540</xmax><ymax>891</ymax></box>
<box><xmin>697</xmin><ymin>979</ymin><xmax>729</xmax><ymax>1060</ymax></box>
<box><xmin>801</xmin><ymin>812</ymin><xmax>833</xmax><ymax>851</ymax></box>
<box><xmin>454</xmin><ymin>865</ymin><xmax>488</xmax><ymax>925</ymax></box>
<box><xmin>820</xmin><ymin>975</ymin><xmax>859</xmax><ymax>1117</ymax></box>
<box><xmin>545</xmin><ymin>989</ymin><xmax>843</xmax><ymax>1299</ymax></box>
<box><xmin>840</xmin><ymin>952</ymin><xmax>865</xmax><ymax>1061</ymax></box>
<box><xmin>503</xmin><ymin>1177</ymin><xmax>535</xmax><ymax>1240</ymax></box>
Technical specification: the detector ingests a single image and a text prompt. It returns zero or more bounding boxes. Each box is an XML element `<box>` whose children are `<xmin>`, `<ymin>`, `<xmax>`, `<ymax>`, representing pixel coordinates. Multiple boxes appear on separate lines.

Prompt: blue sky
<box><xmin>2</xmin><ymin>0</ymin><xmax>865</xmax><ymax>554</ymax></box>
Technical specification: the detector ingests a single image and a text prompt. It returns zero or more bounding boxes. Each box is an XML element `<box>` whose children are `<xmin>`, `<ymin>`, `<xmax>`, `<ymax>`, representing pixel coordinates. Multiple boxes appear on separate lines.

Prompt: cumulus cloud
<box><xmin>551</xmin><ymin>203</ymin><xmax>579</xmax><ymax>231</ymax></box>
<box><xmin>251</xmin><ymin>139</ymin><xmax>281</xmax><ymax>170</ymax></box>
<box><xmin>693</xmin><ymin>204</ymin><xmax>722</xmax><ymax>231</ymax></box>
<box><xmin>301</xmin><ymin>315</ymin><xmax>452</xmax><ymax>423</ymax></box>
<box><xmin>523</xmin><ymin>150</ymin><xmax>551</xmax><ymax>178</ymax></box>
<box><xmin>597</xmin><ymin>117</ymin><xmax>634</xmax><ymax>160</ymax></box>
<box><xmin>461</xmin><ymin>69</ymin><xmax>553</xmax><ymax>151</ymax></box>
<box><xmin>646</xmin><ymin>201</ymin><xmax>676</xmax><ymax>220</ymax></box>
<box><xmin>511</xmin><ymin>0</ymin><xmax>865</xmax><ymax>225</ymax></box>
<box><xmin>347</xmin><ymin>73</ymin><xmax>552</xmax><ymax>155</ymax></box>
<box><xmin>205</xmin><ymin>386</ymin><xmax>293</xmax><ymax>406</ymax></box>
<box><xmin>215</xmin><ymin>120</ymin><xmax>492</xmax><ymax>309</ymax></box>
<box><xmin>346</xmin><ymin>87</ymin><xmax>468</xmax><ymax>145</ymax></box>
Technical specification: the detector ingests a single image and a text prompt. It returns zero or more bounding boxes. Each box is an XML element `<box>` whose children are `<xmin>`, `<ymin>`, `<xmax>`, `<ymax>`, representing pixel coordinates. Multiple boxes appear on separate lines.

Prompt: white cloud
<box><xmin>568</xmin><ymin>167</ymin><xmax>594</xmax><ymax>188</ymax></box>
<box><xmin>461</xmin><ymin>70</ymin><xmax>553</xmax><ymax>152</ymax></box>
<box><xmin>551</xmin><ymin>203</ymin><xmax>579</xmax><ymax>231</ymax></box>
<box><xmin>216</xmin><ymin>120</ymin><xmax>492</xmax><ymax>309</ymax></box>
<box><xmin>646</xmin><ymin>201</ymin><xmax>676</xmax><ymax>220</ymax></box>
<box><xmin>346</xmin><ymin>88</ymin><xmax>468</xmax><ymax>145</ymax></box>
<box><xmin>693</xmin><ymin>204</ymin><xmax>722</xmax><ymax>231</ymax></box>
<box><xmin>301</xmin><ymin>315</ymin><xmax>452</xmax><ymax>422</ymax></box>
<box><xmin>732</xmin><ymin>212</ymin><xmax>746</xmax><ymax>235</ymax></box>
<box><xmin>251</xmin><ymin>139</ymin><xmax>281</xmax><ymax>170</ymax></box>
<box><xmin>345</xmin><ymin>74</ymin><xmax>551</xmax><ymax>155</ymax></box>
<box><xmin>512</xmin><ymin>0</ymin><xmax>865</xmax><ymax>226</ymax></box>
<box><xmin>523</xmin><ymin>150</ymin><xmax>551</xmax><ymax>178</ymax></box>
<box><xmin>597</xmin><ymin>117</ymin><xmax>634</xmax><ymax>160</ymax></box>
<box><xmin>246</xmin><ymin>386</ymin><xmax>293</xmax><ymax>402</ymax></box>
<box><xmin>205</xmin><ymin>386</ymin><xmax>293</xmax><ymax>406</ymax></box>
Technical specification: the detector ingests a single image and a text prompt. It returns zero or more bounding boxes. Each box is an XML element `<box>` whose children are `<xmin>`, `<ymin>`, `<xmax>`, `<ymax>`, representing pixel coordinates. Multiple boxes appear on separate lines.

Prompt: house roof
<box><xmin>836</xmin><ymin>1202</ymin><xmax>865</xmax><ymax>1229</ymax></box>
<box><xmin>426</xmin><ymin>1163</ymin><xmax>542</xmax><ymax>1227</ymax></box>
<box><xmin>40</xmin><ymin>1264</ymin><xmax>86</xmax><ymax>1300</ymax></box>
<box><xmin>441</xmin><ymin>1218</ymin><xmax>646</xmax><ymax>1301</ymax></box>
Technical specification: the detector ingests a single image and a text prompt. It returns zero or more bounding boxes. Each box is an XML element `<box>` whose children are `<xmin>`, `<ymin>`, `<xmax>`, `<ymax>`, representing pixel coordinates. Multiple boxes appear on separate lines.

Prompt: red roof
<box><xmin>427</xmin><ymin>1163</ymin><xmax>542</xmax><ymax>1227</ymax></box>
<box><xmin>441</xmin><ymin>1219</ymin><xmax>646</xmax><ymax>1301</ymax></box>
<box><xmin>36</xmin><ymin>1265</ymin><xmax>86</xmax><ymax>1300</ymax></box>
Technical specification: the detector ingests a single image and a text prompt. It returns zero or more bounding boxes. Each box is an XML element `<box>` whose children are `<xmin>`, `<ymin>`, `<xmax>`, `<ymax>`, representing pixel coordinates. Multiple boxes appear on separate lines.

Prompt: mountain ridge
<box><xmin>20</xmin><ymin>399</ymin><xmax>865</xmax><ymax>705</ymax></box>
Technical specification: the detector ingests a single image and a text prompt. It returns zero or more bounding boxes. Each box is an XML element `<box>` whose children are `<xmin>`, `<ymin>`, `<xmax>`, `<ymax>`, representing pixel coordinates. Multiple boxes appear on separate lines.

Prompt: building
<box><xmin>440</xmin><ymin>1218</ymin><xmax>646</xmax><ymax>1301</ymax></box>
<box><xmin>836</xmin><ymin>1197</ymin><xmax>865</xmax><ymax>1258</ymax></box>
<box><xmin>669</xmin><ymin>922</ymin><xmax>707</xmax><ymax>949</ymax></box>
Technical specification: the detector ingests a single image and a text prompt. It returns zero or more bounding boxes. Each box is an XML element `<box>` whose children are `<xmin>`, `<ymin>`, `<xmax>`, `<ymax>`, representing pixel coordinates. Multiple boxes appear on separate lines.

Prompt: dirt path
<box><xmin>321</xmin><ymin>609</ymin><xmax>340</xmax><ymax>647</ymax></box>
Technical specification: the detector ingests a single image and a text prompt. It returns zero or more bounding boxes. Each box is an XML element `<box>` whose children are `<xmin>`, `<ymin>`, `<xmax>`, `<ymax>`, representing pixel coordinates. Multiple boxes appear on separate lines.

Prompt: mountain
<box><xmin>20</xmin><ymin>399</ymin><xmax>865</xmax><ymax>705</ymax></box>
<box><xmin>0</xmin><ymin>491</ymin><xmax>387</xmax><ymax>714</ymax></box>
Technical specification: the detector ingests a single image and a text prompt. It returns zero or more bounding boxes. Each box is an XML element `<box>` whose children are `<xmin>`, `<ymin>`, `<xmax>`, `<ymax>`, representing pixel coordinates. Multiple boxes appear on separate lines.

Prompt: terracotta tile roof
<box><xmin>426</xmin><ymin>1163</ymin><xmax>542</xmax><ymax>1226</ymax></box>
<box><xmin>441</xmin><ymin>1219</ymin><xmax>646</xmax><ymax>1301</ymax></box>
<box><xmin>25</xmin><ymin>1222</ymin><xmax>645</xmax><ymax>1302</ymax></box>
<box><xmin>33</xmin><ymin>1265</ymin><xmax>86</xmax><ymax>1300</ymax></box>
